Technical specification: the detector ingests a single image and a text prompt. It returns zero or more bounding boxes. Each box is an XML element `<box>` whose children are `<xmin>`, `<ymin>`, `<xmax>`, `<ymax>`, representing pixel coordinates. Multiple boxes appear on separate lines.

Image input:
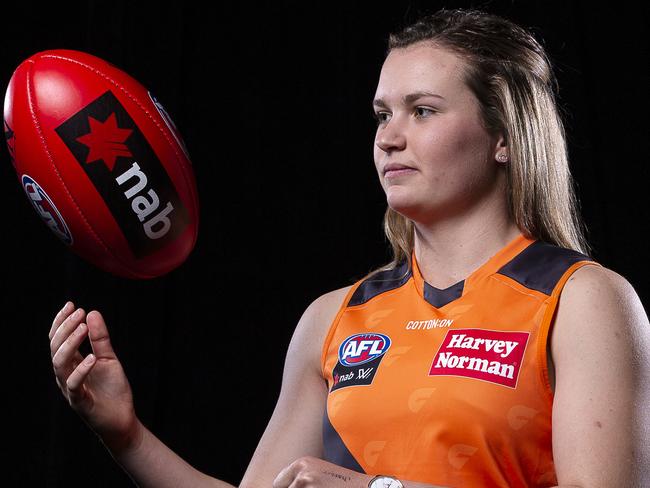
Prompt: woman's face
<box><xmin>372</xmin><ymin>42</ymin><xmax>504</xmax><ymax>225</ymax></box>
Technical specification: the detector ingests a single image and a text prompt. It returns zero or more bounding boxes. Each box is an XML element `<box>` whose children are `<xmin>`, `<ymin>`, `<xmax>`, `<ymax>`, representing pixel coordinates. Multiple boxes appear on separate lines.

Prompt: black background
<box><xmin>2</xmin><ymin>1</ymin><xmax>648</xmax><ymax>486</ymax></box>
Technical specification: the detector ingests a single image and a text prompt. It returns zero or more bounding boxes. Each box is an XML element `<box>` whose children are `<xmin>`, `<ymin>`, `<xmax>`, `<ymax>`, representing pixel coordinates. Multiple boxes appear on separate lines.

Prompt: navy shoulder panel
<box><xmin>496</xmin><ymin>240</ymin><xmax>594</xmax><ymax>296</ymax></box>
<box><xmin>348</xmin><ymin>259</ymin><xmax>411</xmax><ymax>307</ymax></box>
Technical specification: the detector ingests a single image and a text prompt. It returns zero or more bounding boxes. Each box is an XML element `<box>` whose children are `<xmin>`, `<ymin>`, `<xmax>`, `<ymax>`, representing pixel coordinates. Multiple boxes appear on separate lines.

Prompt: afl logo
<box><xmin>338</xmin><ymin>333</ymin><xmax>391</xmax><ymax>367</ymax></box>
<box><xmin>21</xmin><ymin>175</ymin><xmax>73</xmax><ymax>245</ymax></box>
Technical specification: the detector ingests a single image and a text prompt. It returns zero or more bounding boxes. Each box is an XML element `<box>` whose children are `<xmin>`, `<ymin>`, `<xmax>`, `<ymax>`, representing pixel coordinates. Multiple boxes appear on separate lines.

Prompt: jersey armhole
<box><xmin>319</xmin><ymin>281</ymin><xmax>364</xmax><ymax>379</ymax></box>
<box><xmin>537</xmin><ymin>260</ymin><xmax>603</xmax><ymax>406</ymax></box>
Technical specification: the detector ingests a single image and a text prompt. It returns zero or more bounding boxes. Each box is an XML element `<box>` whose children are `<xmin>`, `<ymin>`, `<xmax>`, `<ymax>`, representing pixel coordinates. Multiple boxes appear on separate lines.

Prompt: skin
<box><xmin>371</xmin><ymin>42</ymin><xmax>521</xmax><ymax>289</ymax></box>
<box><xmin>49</xmin><ymin>42</ymin><xmax>650</xmax><ymax>487</ymax></box>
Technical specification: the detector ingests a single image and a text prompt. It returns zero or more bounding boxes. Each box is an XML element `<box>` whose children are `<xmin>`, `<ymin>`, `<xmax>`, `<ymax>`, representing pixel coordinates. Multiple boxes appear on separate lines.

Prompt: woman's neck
<box><xmin>413</xmin><ymin>214</ymin><xmax>521</xmax><ymax>289</ymax></box>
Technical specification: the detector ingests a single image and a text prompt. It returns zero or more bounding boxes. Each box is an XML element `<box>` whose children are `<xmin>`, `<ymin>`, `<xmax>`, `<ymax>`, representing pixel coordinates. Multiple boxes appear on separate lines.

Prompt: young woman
<box><xmin>49</xmin><ymin>8</ymin><xmax>649</xmax><ymax>488</ymax></box>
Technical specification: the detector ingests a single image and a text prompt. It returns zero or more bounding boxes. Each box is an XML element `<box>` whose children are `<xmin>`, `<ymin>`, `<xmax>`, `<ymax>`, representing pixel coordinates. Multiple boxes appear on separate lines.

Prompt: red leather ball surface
<box><xmin>3</xmin><ymin>49</ymin><xmax>199</xmax><ymax>279</ymax></box>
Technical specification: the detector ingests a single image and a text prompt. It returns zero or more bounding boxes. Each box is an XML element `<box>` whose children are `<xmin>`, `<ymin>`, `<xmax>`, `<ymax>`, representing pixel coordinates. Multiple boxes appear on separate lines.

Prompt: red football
<box><xmin>3</xmin><ymin>49</ymin><xmax>199</xmax><ymax>279</ymax></box>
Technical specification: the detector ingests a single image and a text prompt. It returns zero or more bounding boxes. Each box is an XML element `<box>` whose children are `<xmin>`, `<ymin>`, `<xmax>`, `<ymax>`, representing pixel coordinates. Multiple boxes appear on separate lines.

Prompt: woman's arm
<box><xmin>103</xmin><ymin>284</ymin><xmax>352</xmax><ymax>487</ymax></box>
<box><xmin>50</xmin><ymin>286</ymin><xmax>348</xmax><ymax>488</ymax></box>
<box><xmin>106</xmin><ymin>419</ymin><xmax>231</xmax><ymax>487</ymax></box>
<box><xmin>549</xmin><ymin>265</ymin><xmax>650</xmax><ymax>487</ymax></box>
<box><xmin>50</xmin><ymin>305</ymin><xmax>230</xmax><ymax>488</ymax></box>
<box><xmin>238</xmin><ymin>286</ymin><xmax>351</xmax><ymax>486</ymax></box>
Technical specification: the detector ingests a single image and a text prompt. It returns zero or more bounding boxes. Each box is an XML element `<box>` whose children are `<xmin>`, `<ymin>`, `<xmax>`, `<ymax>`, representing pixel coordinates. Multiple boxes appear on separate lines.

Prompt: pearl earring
<box><xmin>497</xmin><ymin>153</ymin><xmax>508</xmax><ymax>163</ymax></box>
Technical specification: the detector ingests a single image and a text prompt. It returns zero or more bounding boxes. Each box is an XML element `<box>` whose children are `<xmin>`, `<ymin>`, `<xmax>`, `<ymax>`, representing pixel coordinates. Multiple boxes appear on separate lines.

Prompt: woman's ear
<box><xmin>493</xmin><ymin>133</ymin><xmax>509</xmax><ymax>163</ymax></box>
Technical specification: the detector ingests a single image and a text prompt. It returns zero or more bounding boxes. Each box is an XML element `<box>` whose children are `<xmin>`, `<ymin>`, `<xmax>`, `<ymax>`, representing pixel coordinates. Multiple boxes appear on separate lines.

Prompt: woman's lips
<box><xmin>385</xmin><ymin>168</ymin><xmax>417</xmax><ymax>178</ymax></box>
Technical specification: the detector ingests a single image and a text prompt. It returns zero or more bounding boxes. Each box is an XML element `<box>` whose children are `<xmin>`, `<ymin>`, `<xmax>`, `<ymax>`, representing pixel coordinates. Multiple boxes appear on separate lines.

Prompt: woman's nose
<box><xmin>375</xmin><ymin>119</ymin><xmax>406</xmax><ymax>152</ymax></box>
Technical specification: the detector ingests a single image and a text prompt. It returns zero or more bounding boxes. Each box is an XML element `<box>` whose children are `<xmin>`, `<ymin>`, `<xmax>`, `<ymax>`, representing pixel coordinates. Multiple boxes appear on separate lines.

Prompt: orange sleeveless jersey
<box><xmin>320</xmin><ymin>233</ymin><xmax>601</xmax><ymax>487</ymax></box>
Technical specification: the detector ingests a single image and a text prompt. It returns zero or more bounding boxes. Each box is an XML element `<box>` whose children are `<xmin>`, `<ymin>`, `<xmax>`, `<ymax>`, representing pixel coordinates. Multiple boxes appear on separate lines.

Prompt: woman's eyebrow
<box><xmin>372</xmin><ymin>91</ymin><xmax>446</xmax><ymax>108</ymax></box>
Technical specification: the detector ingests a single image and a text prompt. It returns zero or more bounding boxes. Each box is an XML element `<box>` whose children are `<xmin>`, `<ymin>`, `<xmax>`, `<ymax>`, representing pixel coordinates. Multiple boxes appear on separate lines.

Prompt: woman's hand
<box><xmin>273</xmin><ymin>456</ymin><xmax>371</xmax><ymax>488</ymax></box>
<box><xmin>49</xmin><ymin>302</ymin><xmax>140</xmax><ymax>452</ymax></box>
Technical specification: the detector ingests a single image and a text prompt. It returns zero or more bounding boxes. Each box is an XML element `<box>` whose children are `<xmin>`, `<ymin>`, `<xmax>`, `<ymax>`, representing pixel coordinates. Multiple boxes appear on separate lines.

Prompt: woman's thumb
<box><xmin>86</xmin><ymin>310</ymin><xmax>117</xmax><ymax>360</ymax></box>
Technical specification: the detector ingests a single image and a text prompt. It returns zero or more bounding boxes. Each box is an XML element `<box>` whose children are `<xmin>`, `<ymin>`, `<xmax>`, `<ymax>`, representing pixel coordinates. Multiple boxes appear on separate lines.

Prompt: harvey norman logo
<box><xmin>429</xmin><ymin>329</ymin><xmax>530</xmax><ymax>388</ymax></box>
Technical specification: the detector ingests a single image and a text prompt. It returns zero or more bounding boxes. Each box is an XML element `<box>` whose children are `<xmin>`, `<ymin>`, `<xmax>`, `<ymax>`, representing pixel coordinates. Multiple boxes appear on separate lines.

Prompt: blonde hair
<box><xmin>360</xmin><ymin>8</ymin><xmax>592</xmax><ymax>282</ymax></box>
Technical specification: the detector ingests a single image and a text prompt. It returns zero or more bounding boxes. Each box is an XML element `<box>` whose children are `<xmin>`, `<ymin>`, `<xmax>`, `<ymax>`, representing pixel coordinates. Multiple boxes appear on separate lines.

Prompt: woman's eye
<box><xmin>373</xmin><ymin>108</ymin><xmax>436</xmax><ymax>125</ymax></box>
<box><xmin>415</xmin><ymin>107</ymin><xmax>436</xmax><ymax>118</ymax></box>
<box><xmin>373</xmin><ymin>112</ymin><xmax>389</xmax><ymax>125</ymax></box>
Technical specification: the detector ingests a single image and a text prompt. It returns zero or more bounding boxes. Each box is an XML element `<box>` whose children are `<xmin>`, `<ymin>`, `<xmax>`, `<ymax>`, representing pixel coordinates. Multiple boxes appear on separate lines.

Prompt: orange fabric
<box><xmin>321</xmin><ymin>233</ymin><xmax>601</xmax><ymax>487</ymax></box>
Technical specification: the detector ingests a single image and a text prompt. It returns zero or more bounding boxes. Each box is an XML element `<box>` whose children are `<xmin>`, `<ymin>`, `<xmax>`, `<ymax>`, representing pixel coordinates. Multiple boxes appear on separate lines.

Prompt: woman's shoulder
<box><xmin>552</xmin><ymin>263</ymin><xmax>648</xmax><ymax>359</ymax></box>
<box><xmin>304</xmin><ymin>285</ymin><xmax>354</xmax><ymax>334</ymax></box>
<box><xmin>286</xmin><ymin>285</ymin><xmax>355</xmax><ymax>373</ymax></box>
<box><xmin>313</xmin><ymin>285</ymin><xmax>355</xmax><ymax>309</ymax></box>
<box><xmin>291</xmin><ymin>285</ymin><xmax>354</xmax><ymax>341</ymax></box>
<box><xmin>557</xmin><ymin>263</ymin><xmax>646</xmax><ymax>322</ymax></box>
<box><xmin>561</xmin><ymin>263</ymin><xmax>641</xmax><ymax>305</ymax></box>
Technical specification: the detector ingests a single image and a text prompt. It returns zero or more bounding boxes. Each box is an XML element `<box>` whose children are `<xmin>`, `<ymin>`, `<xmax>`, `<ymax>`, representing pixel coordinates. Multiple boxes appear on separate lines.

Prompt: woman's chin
<box><xmin>386</xmin><ymin>198</ymin><xmax>422</xmax><ymax>220</ymax></box>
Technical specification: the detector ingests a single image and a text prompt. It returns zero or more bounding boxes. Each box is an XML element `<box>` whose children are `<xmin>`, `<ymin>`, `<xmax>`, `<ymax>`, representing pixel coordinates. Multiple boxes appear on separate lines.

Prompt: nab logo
<box><xmin>22</xmin><ymin>174</ymin><xmax>73</xmax><ymax>245</ymax></box>
<box><xmin>75</xmin><ymin>112</ymin><xmax>133</xmax><ymax>171</ymax></box>
<box><xmin>54</xmin><ymin>90</ymin><xmax>189</xmax><ymax>258</ymax></box>
<box><xmin>338</xmin><ymin>333</ymin><xmax>391</xmax><ymax>367</ymax></box>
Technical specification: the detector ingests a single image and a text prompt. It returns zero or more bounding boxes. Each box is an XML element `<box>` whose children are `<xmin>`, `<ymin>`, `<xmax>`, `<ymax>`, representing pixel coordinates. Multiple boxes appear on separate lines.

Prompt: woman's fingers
<box><xmin>52</xmin><ymin>322</ymin><xmax>90</xmax><ymax>386</ymax></box>
<box><xmin>66</xmin><ymin>353</ymin><xmax>97</xmax><ymax>407</ymax></box>
<box><xmin>50</xmin><ymin>306</ymin><xmax>86</xmax><ymax>355</ymax></box>
<box><xmin>86</xmin><ymin>311</ymin><xmax>117</xmax><ymax>360</ymax></box>
<box><xmin>49</xmin><ymin>301</ymin><xmax>75</xmax><ymax>340</ymax></box>
<box><xmin>54</xmin><ymin>348</ymin><xmax>85</xmax><ymax>390</ymax></box>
